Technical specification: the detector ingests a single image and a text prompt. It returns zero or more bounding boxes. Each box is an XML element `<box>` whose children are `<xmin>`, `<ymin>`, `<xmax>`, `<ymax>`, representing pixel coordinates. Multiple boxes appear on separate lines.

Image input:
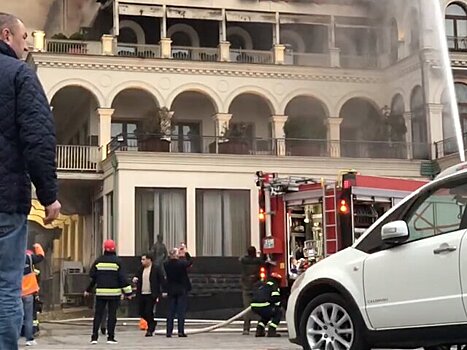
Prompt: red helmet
<box><xmin>270</xmin><ymin>272</ymin><xmax>282</xmax><ymax>280</ymax></box>
<box><xmin>103</xmin><ymin>240</ymin><xmax>116</xmax><ymax>252</ymax></box>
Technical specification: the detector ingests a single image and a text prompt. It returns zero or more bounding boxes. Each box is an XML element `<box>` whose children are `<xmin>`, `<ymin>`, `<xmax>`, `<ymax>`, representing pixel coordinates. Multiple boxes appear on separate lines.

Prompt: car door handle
<box><xmin>433</xmin><ymin>245</ymin><xmax>457</xmax><ymax>254</ymax></box>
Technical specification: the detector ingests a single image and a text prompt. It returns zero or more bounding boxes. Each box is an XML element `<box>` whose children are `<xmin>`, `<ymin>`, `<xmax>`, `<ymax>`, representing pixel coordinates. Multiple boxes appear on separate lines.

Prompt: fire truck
<box><xmin>255</xmin><ymin>170</ymin><xmax>427</xmax><ymax>288</ymax></box>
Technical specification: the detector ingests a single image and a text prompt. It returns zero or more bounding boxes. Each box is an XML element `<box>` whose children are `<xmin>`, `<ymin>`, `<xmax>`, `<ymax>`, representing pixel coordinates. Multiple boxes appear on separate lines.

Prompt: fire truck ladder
<box><xmin>322</xmin><ymin>180</ymin><xmax>338</xmax><ymax>257</ymax></box>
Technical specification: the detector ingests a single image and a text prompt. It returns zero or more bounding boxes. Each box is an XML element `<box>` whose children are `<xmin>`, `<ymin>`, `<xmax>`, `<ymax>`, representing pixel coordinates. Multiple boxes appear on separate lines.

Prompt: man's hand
<box><xmin>84</xmin><ymin>291</ymin><xmax>90</xmax><ymax>297</ymax></box>
<box><xmin>162</xmin><ymin>293</ymin><xmax>168</xmax><ymax>298</ymax></box>
<box><xmin>132</xmin><ymin>277</ymin><xmax>138</xmax><ymax>284</ymax></box>
<box><xmin>44</xmin><ymin>200</ymin><xmax>61</xmax><ymax>225</ymax></box>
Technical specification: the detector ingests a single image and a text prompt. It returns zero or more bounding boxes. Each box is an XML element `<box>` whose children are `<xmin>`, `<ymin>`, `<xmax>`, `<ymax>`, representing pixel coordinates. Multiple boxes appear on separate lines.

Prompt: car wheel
<box><xmin>299</xmin><ymin>292</ymin><xmax>369</xmax><ymax>350</ymax></box>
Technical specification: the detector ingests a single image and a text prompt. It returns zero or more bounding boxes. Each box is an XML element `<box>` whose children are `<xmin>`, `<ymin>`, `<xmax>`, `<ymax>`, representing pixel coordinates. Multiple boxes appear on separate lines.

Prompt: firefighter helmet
<box><xmin>270</xmin><ymin>272</ymin><xmax>282</xmax><ymax>280</ymax></box>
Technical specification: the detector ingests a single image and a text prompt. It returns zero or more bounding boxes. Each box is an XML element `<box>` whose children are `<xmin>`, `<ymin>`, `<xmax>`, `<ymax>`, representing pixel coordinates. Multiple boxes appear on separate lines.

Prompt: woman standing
<box><xmin>163</xmin><ymin>247</ymin><xmax>193</xmax><ymax>337</ymax></box>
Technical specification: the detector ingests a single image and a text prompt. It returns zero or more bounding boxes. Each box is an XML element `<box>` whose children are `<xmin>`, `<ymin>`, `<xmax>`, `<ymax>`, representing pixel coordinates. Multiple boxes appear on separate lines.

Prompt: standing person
<box><xmin>152</xmin><ymin>234</ymin><xmax>168</xmax><ymax>267</ymax></box>
<box><xmin>250</xmin><ymin>272</ymin><xmax>283</xmax><ymax>338</ymax></box>
<box><xmin>84</xmin><ymin>240</ymin><xmax>133</xmax><ymax>345</ymax></box>
<box><xmin>132</xmin><ymin>253</ymin><xmax>164</xmax><ymax>337</ymax></box>
<box><xmin>22</xmin><ymin>244</ymin><xmax>45</xmax><ymax>347</ymax></box>
<box><xmin>0</xmin><ymin>12</ymin><xmax>60</xmax><ymax>350</ymax></box>
<box><xmin>164</xmin><ymin>247</ymin><xmax>193</xmax><ymax>338</ymax></box>
<box><xmin>239</xmin><ymin>246</ymin><xmax>262</xmax><ymax>335</ymax></box>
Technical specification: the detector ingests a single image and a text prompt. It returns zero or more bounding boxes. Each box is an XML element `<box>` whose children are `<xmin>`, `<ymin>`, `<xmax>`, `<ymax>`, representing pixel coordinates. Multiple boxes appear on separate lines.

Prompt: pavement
<box><xmin>19</xmin><ymin>323</ymin><xmax>301</xmax><ymax>350</ymax></box>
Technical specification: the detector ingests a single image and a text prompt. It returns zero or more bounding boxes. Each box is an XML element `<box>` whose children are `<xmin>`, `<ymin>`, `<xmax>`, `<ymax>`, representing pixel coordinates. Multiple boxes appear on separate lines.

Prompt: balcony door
<box><xmin>171</xmin><ymin>122</ymin><xmax>201</xmax><ymax>153</ymax></box>
<box><xmin>111</xmin><ymin>121</ymin><xmax>139</xmax><ymax>150</ymax></box>
<box><xmin>446</xmin><ymin>3</ymin><xmax>467</xmax><ymax>51</ymax></box>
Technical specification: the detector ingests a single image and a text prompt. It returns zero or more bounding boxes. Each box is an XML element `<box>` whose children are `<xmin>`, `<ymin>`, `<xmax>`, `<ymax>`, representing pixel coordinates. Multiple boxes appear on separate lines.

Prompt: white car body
<box><xmin>286</xmin><ymin>167</ymin><xmax>467</xmax><ymax>349</ymax></box>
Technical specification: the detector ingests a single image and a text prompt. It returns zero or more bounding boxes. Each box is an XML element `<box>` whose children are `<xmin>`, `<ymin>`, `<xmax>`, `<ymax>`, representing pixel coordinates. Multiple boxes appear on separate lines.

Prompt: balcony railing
<box><xmin>56</xmin><ymin>145</ymin><xmax>100</xmax><ymax>172</ymax></box>
<box><xmin>340</xmin><ymin>54</ymin><xmax>378</xmax><ymax>69</ymax></box>
<box><xmin>107</xmin><ymin>133</ymin><xmax>430</xmax><ymax>160</ymax></box>
<box><xmin>117</xmin><ymin>43</ymin><xmax>160</xmax><ymax>58</ymax></box>
<box><xmin>171</xmin><ymin>46</ymin><xmax>218</xmax><ymax>62</ymax></box>
<box><xmin>230</xmin><ymin>49</ymin><xmax>274</xmax><ymax>64</ymax></box>
<box><xmin>46</xmin><ymin>40</ymin><xmax>101</xmax><ymax>55</ymax></box>
<box><xmin>285</xmin><ymin>52</ymin><xmax>330</xmax><ymax>67</ymax></box>
<box><xmin>434</xmin><ymin>133</ymin><xmax>467</xmax><ymax>158</ymax></box>
<box><xmin>448</xmin><ymin>36</ymin><xmax>467</xmax><ymax>51</ymax></box>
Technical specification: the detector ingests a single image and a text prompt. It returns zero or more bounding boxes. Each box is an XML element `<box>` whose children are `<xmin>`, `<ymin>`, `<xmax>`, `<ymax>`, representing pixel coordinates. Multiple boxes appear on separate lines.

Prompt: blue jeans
<box><xmin>0</xmin><ymin>213</ymin><xmax>27</xmax><ymax>350</ymax></box>
<box><xmin>22</xmin><ymin>295</ymin><xmax>34</xmax><ymax>341</ymax></box>
<box><xmin>166</xmin><ymin>293</ymin><xmax>188</xmax><ymax>336</ymax></box>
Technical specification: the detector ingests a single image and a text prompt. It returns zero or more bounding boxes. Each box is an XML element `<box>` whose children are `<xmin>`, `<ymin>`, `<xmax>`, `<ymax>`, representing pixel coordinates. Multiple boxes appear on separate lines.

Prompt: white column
<box><xmin>213</xmin><ymin>113</ymin><xmax>232</xmax><ymax>138</ymax></box>
<box><xmin>98</xmin><ymin>108</ymin><xmax>114</xmax><ymax>160</ymax></box>
<box><xmin>327</xmin><ymin>118</ymin><xmax>343</xmax><ymax>158</ymax></box>
<box><xmin>186</xmin><ymin>187</ymin><xmax>196</xmax><ymax>256</ymax></box>
<box><xmin>427</xmin><ymin>103</ymin><xmax>444</xmax><ymax>159</ymax></box>
<box><xmin>116</xmin><ymin>176</ymin><xmax>135</xmax><ymax>256</ymax></box>
<box><xmin>161</xmin><ymin>4</ymin><xmax>167</xmax><ymax>38</ymax></box>
<box><xmin>159</xmin><ymin>38</ymin><xmax>172</xmax><ymax>59</ymax></box>
<box><xmin>270</xmin><ymin>115</ymin><xmax>288</xmax><ymax>156</ymax></box>
<box><xmin>404</xmin><ymin>112</ymin><xmax>413</xmax><ymax>159</ymax></box>
<box><xmin>328</xmin><ymin>17</ymin><xmax>340</xmax><ymax>67</ymax></box>
<box><xmin>101</xmin><ymin>35</ymin><xmax>116</xmax><ymax>55</ymax></box>
<box><xmin>273</xmin><ymin>45</ymin><xmax>286</xmax><ymax>65</ymax></box>
<box><xmin>250</xmin><ymin>188</ymin><xmax>260</xmax><ymax>251</ymax></box>
<box><xmin>218</xmin><ymin>41</ymin><xmax>231</xmax><ymax>62</ymax></box>
<box><xmin>32</xmin><ymin>31</ymin><xmax>45</xmax><ymax>52</ymax></box>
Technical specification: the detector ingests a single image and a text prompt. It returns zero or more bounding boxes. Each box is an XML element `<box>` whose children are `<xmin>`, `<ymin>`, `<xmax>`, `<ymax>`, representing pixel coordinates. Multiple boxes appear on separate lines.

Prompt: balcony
<box><xmin>56</xmin><ymin>145</ymin><xmax>100</xmax><ymax>172</ymax></box>
<box><xmin>117</xmin><ymin>43</ymin><xmax>160</xmax><ymax>58</ymax></box>
<box><xmin>448</xmin><ymin>36</ymin><xmax>467</xmax><ymax>51</ymax></box>
<box><xmin>434</xmin><ymin>133</ymin><xmax>467</xmax><ymax>159</ymax></box>
<box><xmin>106</xmin><ymin>133</ymin><xmax>430</xmax><ymax>160</ymax></box>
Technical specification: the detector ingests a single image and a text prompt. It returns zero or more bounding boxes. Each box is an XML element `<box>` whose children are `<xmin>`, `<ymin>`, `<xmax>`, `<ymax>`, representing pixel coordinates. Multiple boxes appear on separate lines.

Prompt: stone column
<box><xmin>404</xmin><ymin>112</ymin><xmax>413</xmax><ymax>159</ymax></box>
<box><xmin>427</xmin><ymin>103</ymin><xmax>444</xmax><ymax>159</ymax></box>
<box><xmin>101</xmin><ymin>35</ymin><xmax>116</xmax><ymax>55</ymax></box>
<box><xmin>329</xmin><ymin>47</ymin><xmax>341</xmax><ymax>68</ymax></box>
<box><xmin>218</xmin><ymin>41</ymin><xmax>231</xmax><ymax>62</ymax></box>
<box><xmin>32</xmin><ymin>30</ymin><xmax>45</xmax><ymax>52</ymax></box>
<box><xmin>327</xmin><ymin>118</ymin><xmax>343</xmax><ymax>158</ymax></box>
<box><xmin>159</xmin><ymin>108</ymin><xmax>175</xmax><ymax>142</ymax></box>
<box><xmin>160</xmin><ymin>38</ymin><xmax>172</xmax><ymax>59</ymax></box>
<box><xmin>270</xmin><ymin>115</ymin><xmax>288</xmax><ymax>156</ymax></box>
<box><xmin>212</xmin><ymin>113</ymin><xmax>232</xmax><ymax>153</ymax></box>
<box><xmin>98</xmin><ymin>108</ymin><xmax>114</xmax><ymax>160</ymax></box>
<box><xmin>273</xmin><ymin>44</ymin><xmax>286</xmax><ymax>65</ymax></box>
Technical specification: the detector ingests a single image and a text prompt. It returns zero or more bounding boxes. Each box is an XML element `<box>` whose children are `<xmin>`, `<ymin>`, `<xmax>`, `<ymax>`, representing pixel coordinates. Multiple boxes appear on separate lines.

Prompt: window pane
<box><xmin>447</xmin><ymin>4</ymin><xmax>466</xmax><ymax>16</ymax></box>
<box><xmin>405</xmin><ymin>183</ymin><xmax>467</xmax><ymax>243</ymax></box>
<box><xmin>135</xmin><ymin>188</ymin><xmax>186</xmax><ymax>255</ymax></box>
<box><xmin>111</xmin><ymin>123</ymin><xmax>123</xmax><ymax>138</ymax></box>
<box><xmin>458</xmin><ymin>19</ymin><xmax>467</xmax><ymax>37</ymax></box>
<box><xmin>196</xmin><ymin>189</ymin><xmax>250</xmax><ymax>256</ymax></box>
<box><xmin>445</xmin><ymin>19</ymin><xmax>454</xmax><ymax>37</ymax></box>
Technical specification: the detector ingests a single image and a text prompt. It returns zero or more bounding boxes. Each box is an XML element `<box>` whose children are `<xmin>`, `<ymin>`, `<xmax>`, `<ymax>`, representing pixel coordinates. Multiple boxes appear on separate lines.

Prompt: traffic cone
<box><xmin>139</xmin><ymin>318</ymin><xmax>148</xmax><ymax>331</ymax></box>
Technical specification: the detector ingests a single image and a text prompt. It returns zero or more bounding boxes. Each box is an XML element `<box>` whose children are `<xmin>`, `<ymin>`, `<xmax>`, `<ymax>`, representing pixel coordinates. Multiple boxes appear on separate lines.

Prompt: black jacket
<box><xmin>86</xmin><ymin>252</ymin><xmax>132</xmax><ymax>299</ymax></box>
<box><xmin>135</xmin><ymin>264</ymin><xmax>164</xmax><ymax>299</ymax></box>
<box><xmin>0</xmin><ymin>41</ymin><xmax>57</xmax><ymax>214</ymax></box>
<box><xmin>239</xmin><ymin>255</ymin><xmax>262</xmax><ymax>291</ymax></box>
<box><xmin>163</xmin><ymin>253</ymin><xmax>193</xmax><ymax>296</ymax></box>
<box><xmin>251</xmin><ymin>280</ymin><xmax>281</xmax><ymax>308</ymax></box>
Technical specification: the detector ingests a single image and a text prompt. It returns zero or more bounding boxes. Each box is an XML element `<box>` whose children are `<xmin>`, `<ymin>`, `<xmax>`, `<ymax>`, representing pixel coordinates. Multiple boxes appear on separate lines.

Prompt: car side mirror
<box><xmin>381</xmin><ymin>221</ymin><xmax>409</xmax><ymax>245</ymax></box>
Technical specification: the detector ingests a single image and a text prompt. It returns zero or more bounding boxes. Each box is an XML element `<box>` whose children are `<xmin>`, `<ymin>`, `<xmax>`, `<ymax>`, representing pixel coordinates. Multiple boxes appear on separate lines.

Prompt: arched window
<box><xmin>390</xmin><ymin>19</ymin><xmax>399</xmax><ymax>64</ymax></box>
<box><xmin>445</xmin><ymin>3</ymin><xmax>467</xmax><ymax>50</ymax></box>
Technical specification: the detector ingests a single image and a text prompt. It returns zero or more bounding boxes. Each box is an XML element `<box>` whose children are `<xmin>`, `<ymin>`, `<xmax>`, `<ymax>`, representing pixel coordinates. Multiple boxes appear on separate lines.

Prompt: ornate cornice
<box><xmin>31</xmin><ymin>53</ymin><xmax>384</xmax><ymax>84</ymax></box>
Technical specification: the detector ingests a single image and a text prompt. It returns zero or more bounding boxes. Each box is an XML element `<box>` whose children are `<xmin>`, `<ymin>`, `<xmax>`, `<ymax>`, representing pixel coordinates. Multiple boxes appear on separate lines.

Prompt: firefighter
<box><xmin>250</xmin><ymin>272</ymin><xmax>282</xmax><ymax>338</ymax></box>
<box><xmin>84</xmin><ymin>240</ymin><xmax>133</xmax><ymax>345</ymax></box>
<box><xmin>32</xmin><ymin>267</ymin><xmax>42</xmax><ymax>336</ymax></box>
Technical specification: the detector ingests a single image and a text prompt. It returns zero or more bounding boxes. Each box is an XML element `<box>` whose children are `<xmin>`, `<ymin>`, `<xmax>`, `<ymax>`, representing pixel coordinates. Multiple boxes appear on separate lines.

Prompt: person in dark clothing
<box><xmin>133</xmin><ymin>253</ymin><xmax>164</xmax><ymax>337</ymax></box>
<box><xmin>0</xmin><ymin>13</ymin><xmax>60</xmax><ymax>350</ymax></box>
<box><xmin>85</xmin><ymin>240</ymin><xmax>133</xmax><ymax>345</ymax></box>
<box><xmin>239</xmin><ymin>246</ymin><xmax>262</xmax><ymax>335</ymax></box>
<box><xmin>152</xmin><ymin>235</ymin><xmax>168</xmax><ymax>267</ymax></box>
<box><xmin>250</xmin><ymin>272</ymin><xmax>282</xmax><ymax>338</ymax></box>
<box><xmin>164</xmin><ymin>247</ymin><xmax>193</xmax><ymax>338</ymax></box>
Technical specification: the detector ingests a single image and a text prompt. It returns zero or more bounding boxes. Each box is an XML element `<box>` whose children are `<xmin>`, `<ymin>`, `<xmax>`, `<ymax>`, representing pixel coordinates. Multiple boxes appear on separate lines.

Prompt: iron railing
<box><xmin>171</xmin><ymin>46</ymin><xmax>218</xmax><ymax>62</ymax></box>
<box><xmin>117</xmin><ymin>43</ymin><xmax>160</xmax><ymax>58</ymax></box>
<box><xmin>230</xmin><ymin>49</ymin><xmax>274</xmax><ymax>64</ymax></box>
<box><xmin>434</xmin><ymin>133</ymin><xmax>467</xmax><ymax>158</ymax></box>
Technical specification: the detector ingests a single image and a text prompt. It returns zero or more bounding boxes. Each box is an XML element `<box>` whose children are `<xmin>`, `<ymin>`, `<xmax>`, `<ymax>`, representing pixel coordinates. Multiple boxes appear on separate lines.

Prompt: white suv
<box><xmin>286</xmin><ymin>168</ymin><xmax>467</xmax><ymax>350</ymax></box>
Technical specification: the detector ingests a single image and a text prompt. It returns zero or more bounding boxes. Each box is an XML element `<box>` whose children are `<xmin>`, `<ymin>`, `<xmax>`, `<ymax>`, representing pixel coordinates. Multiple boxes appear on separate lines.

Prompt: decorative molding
<box><xmin>32</xmin><ymin>54</ymin><xmax>384</xmax><ymax>84</ymax></box>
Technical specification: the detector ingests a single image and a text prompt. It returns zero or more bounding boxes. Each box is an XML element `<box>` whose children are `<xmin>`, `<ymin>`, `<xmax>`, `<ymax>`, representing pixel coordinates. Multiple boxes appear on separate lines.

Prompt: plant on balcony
<box><xmin>284</xmin><ymin>116</ymin><xmax>327</xmax><ymax>156</ymax></box>
<box><xmin>209</xmin><ymin>122</ymin><xmax>251</xmax><ymax>155</ymax></box>
<box><xmin>135</xmin><ymin>108</ymin><xmax>170</xmax><ymax>152</ymax></box>
<box><xmin>51</xmin><ymin>33</ymin><xmax>68</xmax><ymax>40</ymax></box>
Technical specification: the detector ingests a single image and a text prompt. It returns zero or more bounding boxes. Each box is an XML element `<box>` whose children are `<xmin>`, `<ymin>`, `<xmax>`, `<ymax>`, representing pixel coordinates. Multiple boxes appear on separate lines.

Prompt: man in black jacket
<box><xmin>85</xmin><ymin>240</ymin><xmax>133</xmax><ymax>345</ymax></box>
<box><xmin>132</xmin><ymin>253</ymin><xmax>164</xmax><ymax>337</ymax></box>
<box><xmin>164</xmin><ymin>247</ymin><xmax>193</xmax><ymax>338</ymax></box>
<box><xmin>0</xmin><ymin>13</ymin><xmax>60</xmax><ymax>350</ymax></box>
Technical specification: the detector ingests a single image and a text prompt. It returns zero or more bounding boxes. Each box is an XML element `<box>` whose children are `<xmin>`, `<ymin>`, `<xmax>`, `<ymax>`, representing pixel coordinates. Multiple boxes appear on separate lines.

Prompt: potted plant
<box><xmin>284</xmin><ymin>116</ymin><xmax>327</xmax><ymax>156</ymax></box>
<box><xmin>209</xmin><ymin>122</ymin><xmax>251</xmax><ymax>155</ymax></box>
<box><xmin>135</xmin><ymin>108</ymin><xmax>171</xmax><ymax>152</ymax></box>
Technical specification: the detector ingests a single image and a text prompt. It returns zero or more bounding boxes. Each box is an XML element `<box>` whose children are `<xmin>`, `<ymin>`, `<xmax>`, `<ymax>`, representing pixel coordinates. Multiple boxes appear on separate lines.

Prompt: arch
<box><xmin>119</xmin><ymin>20</ymin><xmax>146</xmax><ymax>44</ymax></box>
<box><xmin>284</xmin><ymin>95</ymin><xmax>328</xmax><ymax>140</ymax></box>
<box><xmin>48</xmin><ymin>79</ymin><xmax>105</xmax><ymax>107</ymax></box>
<box><xmin>167</xmin><ymin>23</ymin><xmax>200</xmax><ymax>47</ymax></box>
<box><xmin>445</xmin><ymin>2</ymin><xmax>467</xmax><ymax>50</ymax></box>
<box><xmin>280</xmin><ymin>29</ymin><xmax>306</xmax><ymax>53</ymax></box>
<box><xmin>107</xmin><ymin>81</ymin><xmax>163</xmax><ymax>108</ymax></box>
<box><xmin>389</xmin><ymin>94</ymin><xmax>407</xmax><ymax>143</ymax></box>
<box><xmin>226</xmin><ymin>26</ymin><xmax>253</xmax><ymax>50</ymax></box>
<box><xmin>280</xmin><ymin>91</ymin><xmax>331</xmax><ymax>117</ymax></box>
<box><xmin>335</xmin><ymin>92</ymin><xmax>382</xmax><ymax>118</ymax></box>
<box><xmin>225</xmin><ymin>87</ymin><xmax>279</xmax><ymax>115</ymax></box>
<box><xmin>166</xmin><ymin>83</ymin><xmax>222</xmax><ymax>113</ymax></box>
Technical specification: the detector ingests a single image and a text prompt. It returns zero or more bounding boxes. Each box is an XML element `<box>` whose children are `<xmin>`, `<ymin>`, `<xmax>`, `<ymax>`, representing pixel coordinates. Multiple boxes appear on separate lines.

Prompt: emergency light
<box><xmin>339</xmin><ymin>200</ymin><xmax>349</xmax><ymax>214</ymax></box>
<box><xmin>259</xmin><ymin>267</ymin><xmax>267</xmax><ymax>281</ymax></box>
<box><xmin>259</xmin><ymin>208</ymin><xmax>266</xmax><ymax>221</ymax></box>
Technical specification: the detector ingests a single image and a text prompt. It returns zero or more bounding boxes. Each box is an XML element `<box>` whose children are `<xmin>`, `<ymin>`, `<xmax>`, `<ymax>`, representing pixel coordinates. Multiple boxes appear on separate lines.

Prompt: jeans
<box><xmin>22</xmin><ymin>295</ymin><xmax>34</xmax><ymax>341</ymax></box>
<box><xmin>139</xmin><ymin>294</ymin><xmax>156</xmax><ymax>333</ymax></box>
<box><xmin>242</xmin><ymin>290</ymin><xmax>258</xmax><ymax>332</ymax></box>
<box><xmin>0</xmin><ymin>213</ymin><xmax>27</xmax><ymax>350</ymax></box>
<box><xmin>92</xmin><ymin>298</ymin><xmax>119</xmax><ymax>341</ymax></box>
<box><xmin>166</xmin><ymin>293</ymin><xmax>187</xmax><ymax>336</ymax></box>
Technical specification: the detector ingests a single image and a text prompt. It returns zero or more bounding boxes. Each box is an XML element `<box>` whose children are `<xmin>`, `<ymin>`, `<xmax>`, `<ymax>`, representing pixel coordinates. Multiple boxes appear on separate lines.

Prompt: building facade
<box><xmin>5</xmin><ymin>0</ymin><xmax>461</xmax><ymax>276</ymax></box>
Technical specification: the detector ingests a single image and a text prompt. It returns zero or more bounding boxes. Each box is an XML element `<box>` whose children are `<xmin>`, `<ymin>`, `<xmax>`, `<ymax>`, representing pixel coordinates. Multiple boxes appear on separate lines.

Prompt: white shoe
<box><xmin>107</xmin><ymin>339</ymin><xmax>118</xmax><ymax>344</ymax></box>
<box><xmin>26</xmin><ymin>340</ymin><xmax>37</xmax><ymax>346</ymax></box>
<box><xmin>90</xmin><ymin>340</ymin><xmax>98</xmax><ymax>345</ymax></box>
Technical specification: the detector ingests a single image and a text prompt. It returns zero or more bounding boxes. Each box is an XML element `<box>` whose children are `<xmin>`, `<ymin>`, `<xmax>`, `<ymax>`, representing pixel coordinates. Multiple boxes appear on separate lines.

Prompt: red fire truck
<box><xmin>255</xmin><ymin>170</ymin><xmax>427</xmax><ymax>288</ymax></box>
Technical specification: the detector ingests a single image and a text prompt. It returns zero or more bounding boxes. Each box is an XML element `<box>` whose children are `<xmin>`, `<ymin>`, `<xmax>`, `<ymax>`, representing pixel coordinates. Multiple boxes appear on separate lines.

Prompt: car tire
<box><xmin>299</xmin><ymin>292</ymin><xmax>370</xmax><ymax>350</ymax></box>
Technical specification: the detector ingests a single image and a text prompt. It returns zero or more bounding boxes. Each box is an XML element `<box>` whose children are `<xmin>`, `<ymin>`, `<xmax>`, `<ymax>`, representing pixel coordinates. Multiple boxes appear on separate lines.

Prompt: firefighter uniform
<box><xmin>250</xmin><ymin>273</ymin><xmax>282</xmax><ymax>338</ymax></box>
<box><xmin>86</xmin><ymin>240</ymin><xmax>132</xmax><ymax>344</ymax></box>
